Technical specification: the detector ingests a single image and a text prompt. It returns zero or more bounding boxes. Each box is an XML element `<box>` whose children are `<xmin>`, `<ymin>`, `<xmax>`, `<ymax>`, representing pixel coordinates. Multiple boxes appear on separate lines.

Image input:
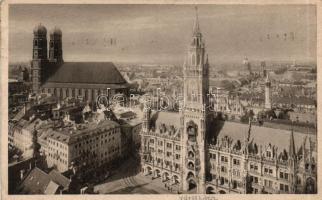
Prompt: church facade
<box><xmin>139</xmin><ymin>10</ymin><xmax>317</xmax><ymax>194</ymax></box>
<box><xmin>31</xmin><ymin>25</ymin><xmax>129</xmax><ymax>103</ymax></box>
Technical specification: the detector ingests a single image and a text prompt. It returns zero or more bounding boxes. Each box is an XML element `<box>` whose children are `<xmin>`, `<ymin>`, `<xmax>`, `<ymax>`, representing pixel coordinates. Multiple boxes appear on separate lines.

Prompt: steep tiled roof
<box><xmin>18</xmin><ymin>167</ymin><xmax>70</xmax><ymax>194</ymax></box>
<box><xmin>44</xmin><ymin>62</ymin><xmax>127</xmax><ymax>85</ymax></box>
<box><xmin>48</xmin><ymin>170</ymin><xmax>70</xmax><ymax>190</ymax></box>
<box><xmin>151</xmin><ymin>111</ymin><xmax>181</xmax><ymax>129</ymax></box>
<box><xmin>213</xmin><ymin>121</ymin><xmax>316</xmax><ymax>154</ymax></box>
<box><xmin>18</xmin><ymin>168</ymin><xmax>51</xmax><ymax>194</ymax></box>
<box><xmin>44</xmin><ymin>181</ymin><xmax>60</xmax><ymax>194</ymax></box>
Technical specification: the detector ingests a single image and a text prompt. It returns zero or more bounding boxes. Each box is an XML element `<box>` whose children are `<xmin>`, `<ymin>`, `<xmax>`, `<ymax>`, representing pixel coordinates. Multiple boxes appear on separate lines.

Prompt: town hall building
<box><xmin>139</xmin><ymin>9</ymin><xmax>317</xmax><ymax>194</ymax></box>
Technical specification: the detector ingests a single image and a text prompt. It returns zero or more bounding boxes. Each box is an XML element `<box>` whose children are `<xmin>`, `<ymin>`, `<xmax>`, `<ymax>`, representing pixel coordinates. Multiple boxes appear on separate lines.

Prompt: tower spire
<box><xmin>266</xmin><ymin>71</ymin><xmax>270</xmax><ymax>82</ymax></box>
<box><xmin>205</xmin><ymin>54</ymin><xmax>209</xmax><ymax>66</ymax></box>
<box><xmin>289</xmin><ymin>125</ymin><xmax>296</xmax><ymax>159</ymax></box>
<box><xmin>193</xmin><ymin>6</ymin><xmax>200</xmax><ymax>35</ymax></box>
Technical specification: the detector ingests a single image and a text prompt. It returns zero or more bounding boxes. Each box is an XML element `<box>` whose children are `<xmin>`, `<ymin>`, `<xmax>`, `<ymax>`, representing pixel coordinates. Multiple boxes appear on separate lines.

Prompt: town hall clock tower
<box><xmin>180</xmin><ymin>7</ymin><xmax>212</xmax><ymax>193</ymax></box>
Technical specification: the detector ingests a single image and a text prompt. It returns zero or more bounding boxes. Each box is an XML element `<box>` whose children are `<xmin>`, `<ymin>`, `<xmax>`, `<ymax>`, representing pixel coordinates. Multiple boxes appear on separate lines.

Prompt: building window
<box><xmin>191</xmin><ymin>54</ymin><xmax>195</xmax><ymax>65</ymax></box>
<box><xmin>266</xmin><ymin>151</ymin><xmax>272</xmax><ymax>158</ymax></box>
<box><xmin>284</xmin><ymin>173</ymin><xmax>289</xmax><ymax>180</ymax></box>
<box><xmin>175</xmin><ymin>154</ymin><xmax>180</xmax><ymax>159</ymax></box>
<box><xmin>166</xmin><ymin>143</ymin><xmax>172</xmax><ymax>148</ymax></box>
<box><xmin>254</xmin><ymin>177</ymin><xmax>258</xmax><ymax>183</ymax></box>
<box><xmin>221</xmin><ymin>156</ymin><xmax>227</xmax><ymax>162</ymax></box>
<box><xmin>285</xmin><ymin>185</ymin><xmax>289</xmax><ymax>192</ymax></box>
<box><xmin>221</xmin><ymin>166</ymin><xmax>227</xmax><ymax>173</ymax></box>
<box><xmin>264</xmin><ymin>168</ymin><xmax>268</xmax><ymax>173</ymax></box>
<box><xmin>233</xmin><ymin>159</ymin><xmax>240</xmax><ymax>165</ymax></box>
<box><xmin>175</xmin><ymin>145</ymin><xmax>180</xmax><ymax>150</ymax></box>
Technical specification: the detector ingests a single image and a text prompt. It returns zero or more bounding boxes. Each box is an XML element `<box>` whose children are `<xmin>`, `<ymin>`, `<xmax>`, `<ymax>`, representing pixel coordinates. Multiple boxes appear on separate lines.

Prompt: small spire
<box><xmin>266</xmin><ymin>72</ymin><xmax>270</xmax><ymax>83</ymax></box>
<box><xmin>193</xmin><ymin>6</ymin><xmax>200</xmax><ymax>35</ymax></box>
<box><xmin>247</xmin><ymin>117</ymin><xmax>252</xmax><ymax>142</ymax></box>
<box><xmin>289</xmin><ymin>124</ymin><xmax>296</xmax><ymax>159</ymax></box>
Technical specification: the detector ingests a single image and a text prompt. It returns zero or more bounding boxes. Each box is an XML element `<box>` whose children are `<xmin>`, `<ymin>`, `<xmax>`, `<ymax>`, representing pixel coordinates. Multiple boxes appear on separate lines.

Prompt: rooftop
<box><xmin>43</xmin><ymin>62</ymin><xmax>127</xmax><ymax>85</ymax></box>
<box><xmin>18</xmin><ymin>167</ymin><xmax>70</xmax><ymax>194</ymax></box>
<box><xmin>213</xmin><ymin>120</ymin><xmax>317</xmax><ymax>155</ymax></box>
<box><xmin>46</xmin><ymin>119</ymin><xmax>120</xmax><ymax>144</ymax></box>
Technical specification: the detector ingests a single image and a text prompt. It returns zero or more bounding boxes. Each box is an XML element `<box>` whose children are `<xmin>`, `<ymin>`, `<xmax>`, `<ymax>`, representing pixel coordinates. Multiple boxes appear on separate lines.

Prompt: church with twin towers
<box><xmin>31</xmin><ymin>24</ymin><xmax>129</xmax><ymax>103</ymax></box>
<box><xmin>139</xmin><ymin>8</ymin><xmax>316</xmax><ymax>194</ymax></box>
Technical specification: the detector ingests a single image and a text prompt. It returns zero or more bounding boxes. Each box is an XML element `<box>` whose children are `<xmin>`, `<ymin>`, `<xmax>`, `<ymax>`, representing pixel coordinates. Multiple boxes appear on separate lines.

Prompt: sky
<box><xmin>9</xmin><ymin>4</ymin><xmax>317</xmax><ymax>65</ymax></box>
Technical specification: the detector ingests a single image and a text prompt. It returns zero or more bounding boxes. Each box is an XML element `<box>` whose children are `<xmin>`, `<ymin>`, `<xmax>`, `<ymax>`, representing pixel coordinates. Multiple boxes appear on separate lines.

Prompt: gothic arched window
<box><xmin>197</xmin><ymin>54</ymin><xmax>200</xmax><ymax>65</ymax></box>
<box><xmin>191</xmin><ymin>54</ymin><xmax>195</xmax><ymax>66</ymax></box>
<box><xmin>85</xmin><ymin>90</ymin><xmax>88</xmax><ymax>100</ymax></box>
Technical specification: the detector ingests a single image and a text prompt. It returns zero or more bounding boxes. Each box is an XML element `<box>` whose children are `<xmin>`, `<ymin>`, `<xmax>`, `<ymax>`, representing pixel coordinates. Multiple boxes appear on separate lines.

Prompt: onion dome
<box><xmin>33</xmin><ymin>23</ymin><xmax>47</xmax><ymax>35</ymax></box>
<box><xmin>50</xmin><ymin>27</ymin><xmax>62</xmax><ymax>35</ymax></box>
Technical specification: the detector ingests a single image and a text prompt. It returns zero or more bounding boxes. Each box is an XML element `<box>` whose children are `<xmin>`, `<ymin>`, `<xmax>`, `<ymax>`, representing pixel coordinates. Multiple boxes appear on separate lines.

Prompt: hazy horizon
<box><xmin>9</xmin><ymin>4</ymin><xmax>317</xmax><ymax>65</ymax></box>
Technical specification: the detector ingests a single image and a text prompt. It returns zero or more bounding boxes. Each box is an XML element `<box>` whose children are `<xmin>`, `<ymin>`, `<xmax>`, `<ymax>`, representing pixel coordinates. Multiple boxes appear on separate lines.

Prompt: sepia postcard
<box><xmin>1</xmin><ymin>0</ymin><xmax>321</xmax><ymax>200</ymax></box>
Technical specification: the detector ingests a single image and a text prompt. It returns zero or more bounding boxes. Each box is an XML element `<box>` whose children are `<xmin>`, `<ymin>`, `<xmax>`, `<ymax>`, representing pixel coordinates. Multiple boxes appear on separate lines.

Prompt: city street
<box><xmin>94</xmin><ymin>157</ymin><xmax>178</xmax><ymax>194</ymax></box>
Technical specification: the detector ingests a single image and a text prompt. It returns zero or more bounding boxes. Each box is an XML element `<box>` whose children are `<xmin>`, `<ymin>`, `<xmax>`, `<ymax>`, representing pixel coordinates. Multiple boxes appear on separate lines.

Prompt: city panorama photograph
<box><xmin>6</xmin><ymin>3</ymin><xmax>317</xmax><ymax>195</ymax></box>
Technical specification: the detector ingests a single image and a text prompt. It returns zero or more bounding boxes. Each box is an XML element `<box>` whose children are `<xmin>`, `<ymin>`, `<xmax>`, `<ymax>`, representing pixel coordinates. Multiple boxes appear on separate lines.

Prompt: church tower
<box><xmin>31</xmin><ymin>24</ymin><xmax>48</xmax><ymax>93</ymax></box>
<box><xmin>49</xmin><ymin>27</ymin><xmax>63</xmax><ymax>63</ymax></box>
<box><xmin>180</xmin><ymin>7</ymin><xmax>211</xmax><ymax>193</ymax></box>
<box><xmin>264</xmin><ymin>73</ymin><xmax>272</xmax><ymax>110</ymax></box>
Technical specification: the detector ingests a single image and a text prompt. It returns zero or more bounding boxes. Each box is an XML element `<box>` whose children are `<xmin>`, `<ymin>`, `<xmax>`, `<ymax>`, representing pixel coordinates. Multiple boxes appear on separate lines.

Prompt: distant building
<box><xmin>9</xmin><ymin>79</ymin><xmax>28</xmax><ymax>107</ymax></box>
<box><xmin>264</xmin><ymin>73</ymin><xmax>272</xmax><ymax>110</ymax></box>
<box><xmin>261</xmin><ymin>61</ymin><xmax>267</xmax><ymax>77</ymax></box>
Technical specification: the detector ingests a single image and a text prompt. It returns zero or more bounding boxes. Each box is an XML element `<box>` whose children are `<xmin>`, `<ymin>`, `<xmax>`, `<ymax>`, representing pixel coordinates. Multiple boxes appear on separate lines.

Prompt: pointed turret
<box><xmin>264</xmin><ymin>72</ymin><xmax>272</xmax><ymax>110</ymax></box>
<box><xmin>193</xmin><ymin>6</ymin><xmax>200</xmax><ymax>35</ymax></box>
<box><xmin>205</xmin><ymin>54</ymin><xmax>209</xmax><ymax>66</ymax></box>
<box><xmin>247</xmin><ymin>117</ymin><xmax>252</xmax><ymax>142</ymax></box>
<box><xmin>289</xmin><ymin>128</ymin><xmax>296</xmax><ymax>159</ymax></box>
<box><xmin>265</xmin><ymin>72</ymin><xmax>271</xmax><ymax>83</ymax></box>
